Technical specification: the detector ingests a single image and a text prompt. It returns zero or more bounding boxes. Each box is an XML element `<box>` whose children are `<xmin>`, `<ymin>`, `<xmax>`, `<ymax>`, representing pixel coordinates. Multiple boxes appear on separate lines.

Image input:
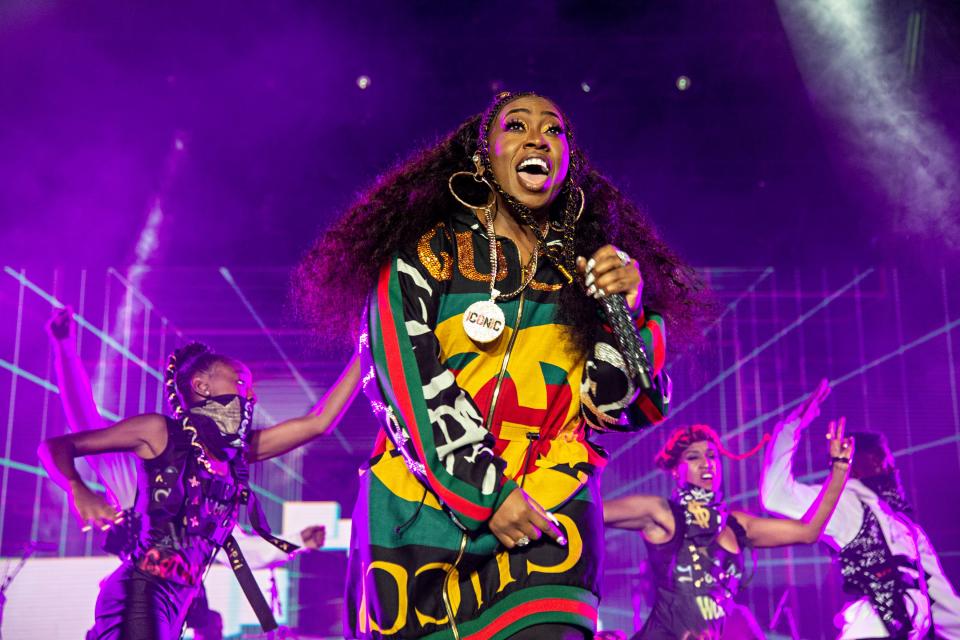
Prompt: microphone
<box><xmin>599</xmin><ymin>294</ymin><xmax>652</xmax><ymax>390</ymax></box>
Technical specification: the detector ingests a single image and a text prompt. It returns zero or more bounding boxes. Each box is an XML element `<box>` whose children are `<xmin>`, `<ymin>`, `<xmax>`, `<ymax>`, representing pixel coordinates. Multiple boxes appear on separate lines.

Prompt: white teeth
<box><xmin>518</xmin><ymin>157</ymin><xmax>549</xmax><ymax>172</ymax></box>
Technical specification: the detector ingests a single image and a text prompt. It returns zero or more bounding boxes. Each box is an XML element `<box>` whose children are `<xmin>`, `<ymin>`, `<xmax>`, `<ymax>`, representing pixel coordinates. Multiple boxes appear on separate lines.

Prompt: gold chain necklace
<box><xmin>483</xmin><ymin>206</ymin><xmax>543</xmax><ymax>301</ymax></box>
<box><xmin>461</xmin><ymin>205</ymin><xmax>544</xmax><ymax>343</ymax></box>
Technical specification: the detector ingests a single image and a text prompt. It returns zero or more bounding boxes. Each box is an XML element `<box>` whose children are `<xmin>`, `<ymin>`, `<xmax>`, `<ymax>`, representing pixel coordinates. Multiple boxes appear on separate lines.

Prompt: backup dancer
<box><xmin>761</xmin><ymin>379</ymin><xmax>960</xmax><ymax>638</ymax></box>
<box><xmin>44</xmin><ymin>309</ymin><xmax>343</xmax><ymax>638</ymax></box>
<box><xmin>604</xmin><ymin>403</ymin><xmax>853</xmax><ymax>639</ymax></box>
<box><xmin>38</xmin><ymin>342</ymin><xmax>358</xmax><ymax>639</ymax></box>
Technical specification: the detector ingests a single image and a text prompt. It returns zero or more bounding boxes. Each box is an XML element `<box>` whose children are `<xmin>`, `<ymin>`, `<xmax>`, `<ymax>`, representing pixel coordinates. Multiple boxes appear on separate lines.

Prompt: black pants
<box><xmin>89</xmin><ymin>563</ymin><xmax>198</xmax><ymax>640</ymax></box>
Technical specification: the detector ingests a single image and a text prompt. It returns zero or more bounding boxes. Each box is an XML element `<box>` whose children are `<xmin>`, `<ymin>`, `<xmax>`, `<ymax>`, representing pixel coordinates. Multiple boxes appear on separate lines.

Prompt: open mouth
<box><xmin>516</xmin><ymin>156</ymin><xmax>551</xmax><ymax>192</ymax></box>
<box><xmin>701</xmin><ymin>472</ymin><xmax>714</xmax><ymax>481</ymax></box>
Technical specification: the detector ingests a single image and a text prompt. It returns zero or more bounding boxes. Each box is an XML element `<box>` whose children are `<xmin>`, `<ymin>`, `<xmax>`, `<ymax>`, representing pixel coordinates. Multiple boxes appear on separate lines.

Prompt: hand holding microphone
<box><xmin>577</xmin><ymin>245</ymin><xmax>652</xmax><ymax>390</ymax></box>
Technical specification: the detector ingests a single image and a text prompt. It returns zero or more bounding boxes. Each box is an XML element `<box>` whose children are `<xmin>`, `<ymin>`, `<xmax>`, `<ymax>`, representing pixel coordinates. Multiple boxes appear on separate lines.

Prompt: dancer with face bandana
<box><xmin>761</xmin><ymin>379</ymin><xmax>960</xmax><ymax>638</ymax></box>
<box><xmin>296</xmin><ymin>91</ymin><xmax>708</xmax><ymax>639</ymax></box>
<box><xmin>604</xmin><ymin>394</ymin><xmax>854</xmax><ymax>640</ymax></box>
<box><xmin>38</xmin><ymin>342</ymin><xmax>360</xmax><ymax>640</ymax></box>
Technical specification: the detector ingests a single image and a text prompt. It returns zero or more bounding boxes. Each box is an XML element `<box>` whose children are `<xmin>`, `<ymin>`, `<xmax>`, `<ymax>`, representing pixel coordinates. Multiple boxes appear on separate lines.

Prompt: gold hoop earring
<box><xmin>448</xmin><ymin>165</ymin><xmax>497</xmax><ymax>213</ymax></box>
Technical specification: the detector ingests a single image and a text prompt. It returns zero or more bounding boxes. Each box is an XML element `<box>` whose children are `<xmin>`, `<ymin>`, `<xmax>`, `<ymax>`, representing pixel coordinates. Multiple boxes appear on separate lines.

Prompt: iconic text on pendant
<box><xmin>463</xmin><ymin>299</ymin><xmax>505</xmax><ymax>343</ymax></box>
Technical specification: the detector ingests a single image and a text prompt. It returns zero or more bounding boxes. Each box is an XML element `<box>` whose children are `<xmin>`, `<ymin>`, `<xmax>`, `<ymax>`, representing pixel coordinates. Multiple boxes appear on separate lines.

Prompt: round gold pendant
<box><xmin>462</xmin><ymin>299</ymin><xmax>505</xmax><ymax>344</ymax></box>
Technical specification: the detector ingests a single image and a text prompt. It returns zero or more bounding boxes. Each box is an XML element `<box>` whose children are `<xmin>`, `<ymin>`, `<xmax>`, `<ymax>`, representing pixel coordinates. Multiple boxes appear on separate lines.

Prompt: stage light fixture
<box><xmin>581</xmin><ymin>82</ymin><xmax>591</xmax><ymax>93</ymax></box>
<box><xmin>676</xmin><ymin>75</ymin><xmax>691</xmax><ymax>91</ymax></box>
<box><xmin>356</xmin><ymin>75</ymin><xmax>371</xmax><ymax>90</ymax></box>
<box><xmin>777</xmin><ymin>0</ymin><xmax>959</xmax><ymax>247</ymax></box>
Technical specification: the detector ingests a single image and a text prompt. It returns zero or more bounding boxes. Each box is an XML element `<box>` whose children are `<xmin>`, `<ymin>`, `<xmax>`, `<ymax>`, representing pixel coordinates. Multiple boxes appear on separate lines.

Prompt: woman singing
<box><xmin>296</xmin><ymin>91</ymin><xmax>706</xmax><ymax>639</ymax></box>
<box><xmin>605</xmin><ymin>385</ymin><xmax>853</xmax><ymax>639</ymax></box>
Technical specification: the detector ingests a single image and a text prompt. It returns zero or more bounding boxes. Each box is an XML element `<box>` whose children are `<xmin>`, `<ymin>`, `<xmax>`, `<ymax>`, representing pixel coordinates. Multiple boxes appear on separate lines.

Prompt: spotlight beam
<box><xmin>666</xmin><ymin>268</ymin><xmax>776</xmax><ymax>372</ymax></box>
<box><xmin>0</xmin><ymin>358</ymin><xmax>121</xmax><ymax>421</ymax></box>
<box><xmin>107</xmin><ymin>268</ymin><xmax>185</xmax><ymax>340</ymax></box>
<box><xmin>219</xmin><ymin>267</ymin><xmax>354</xmax><ymax>454</ymax></box>
<box><xmin>607</xmin><ymin>311</ymin><xmax>960</xmax><ymax>502</ymax></box>
<box><xmin>0</xmin><ymin>456</ymin><xmax>106</xmax><ymax>492</ymax></box>
<box><xmin>722</xmin><ymin>313</ymin><xmax>960</xmax><ymax>443</ymax></box>
<box><xmin>3</xmin><ymin>267</ymin><xmax>162</xmax><ymax>381</ymax></box>
<box><xmin>777</xmin><ymin>0</ymin><xmax>960</xmax><ymax>247</ymax></box>
<box><xmin>607</xmin><ymin>269</ymin><xmax>874</xmax><ymax>465</ymax></box>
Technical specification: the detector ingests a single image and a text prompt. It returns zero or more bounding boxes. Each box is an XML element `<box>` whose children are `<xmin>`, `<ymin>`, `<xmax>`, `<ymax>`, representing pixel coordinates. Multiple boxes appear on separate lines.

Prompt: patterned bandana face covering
<box><xmin>671</xmin><ymin>483</ymin><xmax>743</xmax><ymax>601</ymax></box>
<box><xmin>861</xmin><ymin>469</ymin><xmax>913</xmax><ymax>517</ymax></box>
<box><xmin>673</xmin><ymin>483</ymin><xmax>726</xmax><ymax>545</ymax></box>
<box><xmin>188</xmin><ymin>394</ymin><xmax>254</xmax><ymax>461</ymax></box>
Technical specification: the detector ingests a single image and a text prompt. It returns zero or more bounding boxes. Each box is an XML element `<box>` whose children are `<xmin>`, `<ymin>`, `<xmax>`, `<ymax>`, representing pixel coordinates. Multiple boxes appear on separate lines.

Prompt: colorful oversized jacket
<box><xmin>347</xmin><ymin>209</ymin><xmax>671</xmax><ymax>639</ymax></box>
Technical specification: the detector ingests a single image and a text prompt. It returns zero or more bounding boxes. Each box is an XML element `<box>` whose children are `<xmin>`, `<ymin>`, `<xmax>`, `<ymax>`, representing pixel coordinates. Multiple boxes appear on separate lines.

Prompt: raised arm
<box><xmin>45</xmin><ymin>307</ymin><xmax>141</xmax><ymax>507</ymax></box>
<box><xmin>603</xmin><ymin>494</ymin><xmax>675</xmax><ymax>542</ymax></box>
<box><xmin>576</xmin><ymin>247</ymin><xmax>671</xmax><ymax>433</ymax></box>
<box><xmin>759</xmin><ymin>380</ymin><xmax>863</xmax><ymax>547</ymax></box>
<box><xmin>246</xmin><ymin>353</ymin><xmax>361</xmax><ymax>462</ymax></box>
<box><xmin>761</xmin><ymin>379</ymin><xmax>836</xmax><ymax>518</ymax></box>
<box><xmin>38</xmin><ymin>413</ymin><xmax>167</xmax><ymax>530</ymax></box>
<box><xmin>738</xmin><ymin>418</ymin><xmax>853</xmax><ymax>547</ymax></box>
<box><xmin>46</xmin><ymin>307</ymin><xmax>107</xmax><ymax>431</ymax></box>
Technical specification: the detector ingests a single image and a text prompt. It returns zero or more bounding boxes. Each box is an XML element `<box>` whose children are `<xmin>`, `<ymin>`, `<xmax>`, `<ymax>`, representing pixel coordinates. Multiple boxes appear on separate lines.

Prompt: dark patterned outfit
<box><xmin>346</xmin><ymin>210</ymin><xmax>672</xmax><ymax>639</ymax></box>
<box><xmin>90</xmin><ymin>417</ymin><xmax>230</xmax><ymax>639</ymax></box>
<box><xmin>90</xmin><ymin>404</ymin><xmax>293</xmax><ymax>640</ymax></box>
<box><xmin>762</xmin><ymin>419</ymin><xmax>960</xmax><ymax>638</ymax></box>
<box><xmin>634</xmin><ymin>486</ymin><xmax>748</xmax><ymax>640</ymax></box>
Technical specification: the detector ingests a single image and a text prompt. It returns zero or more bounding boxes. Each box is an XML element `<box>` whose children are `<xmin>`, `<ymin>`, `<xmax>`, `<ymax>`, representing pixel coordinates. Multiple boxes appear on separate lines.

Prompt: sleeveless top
<box><xmin>637</xmin><ymin>501</ymin><xmax>749</xmax><ymax>639</ymax></box>
<box><xmin>131</xmin><ymin>416</ymin><xmax>242</xmax><ymax>586</ymax></box>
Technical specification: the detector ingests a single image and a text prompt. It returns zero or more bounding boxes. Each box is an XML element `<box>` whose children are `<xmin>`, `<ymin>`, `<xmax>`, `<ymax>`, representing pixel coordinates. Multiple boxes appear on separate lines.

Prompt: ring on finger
<box><xmin>615</xmin><ymin>249</ymin><xmax>631</xmax><ymax>265</ymax></box>
<box><xmin>515</xmin><ymin>536</ymin><xmax>531</xmax><ymax>548</ymax></box>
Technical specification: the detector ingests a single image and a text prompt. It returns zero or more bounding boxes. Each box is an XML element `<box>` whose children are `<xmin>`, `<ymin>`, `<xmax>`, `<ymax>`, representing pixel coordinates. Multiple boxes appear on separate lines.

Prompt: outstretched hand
<box><xmin>70</xmin><ymin>484</ymin><xmax>120</xmax><ymax>532</ymax></box>
<box><xmin>827</xmin><ymin>417</ymin><xmax>854</xmax><ymax>466</ymax></box>
<box><xmin>45</xmin><ymin>306</ymin><xmax>76</xmax><ymax>343</ymax></box>
<box><xmin>785</xmin><ymin>378</ymin><xmax>831</xmax><ymax>431</ymax></box>
<box><xmin>299</xmin><ymin>525</ymin><xmax>326</xmax><ymax>550</ymax></box>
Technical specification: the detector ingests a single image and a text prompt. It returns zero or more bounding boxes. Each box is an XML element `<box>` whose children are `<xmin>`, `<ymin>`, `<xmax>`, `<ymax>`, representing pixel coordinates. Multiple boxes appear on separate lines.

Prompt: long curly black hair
<box><xmin>294</xmin><ymin>92</ymin><xmax>709</xmax><ymax>355</ymax></box>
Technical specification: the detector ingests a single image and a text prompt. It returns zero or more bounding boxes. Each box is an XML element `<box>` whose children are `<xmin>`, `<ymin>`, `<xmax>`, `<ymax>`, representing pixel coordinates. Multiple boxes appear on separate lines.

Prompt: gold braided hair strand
<box><xmin>165</xmin><ymin>347</ymin><xmax>215</xmax><ymax>474</ymax></box>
